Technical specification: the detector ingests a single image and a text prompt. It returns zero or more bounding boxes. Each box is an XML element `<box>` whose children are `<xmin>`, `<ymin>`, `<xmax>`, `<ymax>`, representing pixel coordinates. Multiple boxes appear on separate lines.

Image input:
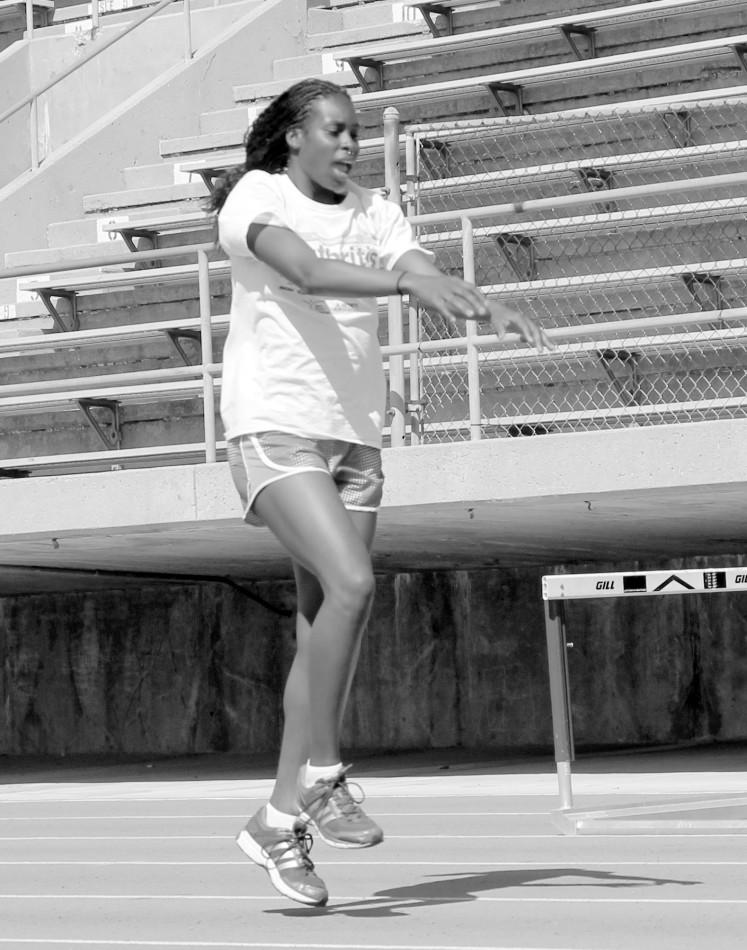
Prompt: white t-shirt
<box><xmin>218</xmin><ymin>170</ymin><xmax>426</xmax><ymax>448</ymax></box>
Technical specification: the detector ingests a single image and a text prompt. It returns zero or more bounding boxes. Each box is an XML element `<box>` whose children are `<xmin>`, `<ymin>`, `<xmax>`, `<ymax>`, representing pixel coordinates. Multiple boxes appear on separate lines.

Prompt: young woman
<box><xmin>211</xmin><ymin>78</ymin><xmax>549</xmax><ymax>908</ymax></box>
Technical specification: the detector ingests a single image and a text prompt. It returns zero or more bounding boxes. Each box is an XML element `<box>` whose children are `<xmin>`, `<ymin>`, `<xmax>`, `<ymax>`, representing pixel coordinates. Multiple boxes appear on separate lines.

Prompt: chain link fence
<box><xmin>393</xmin><ymin>91</ymin><xmax>747</xmax><ymax>444</ymax></box>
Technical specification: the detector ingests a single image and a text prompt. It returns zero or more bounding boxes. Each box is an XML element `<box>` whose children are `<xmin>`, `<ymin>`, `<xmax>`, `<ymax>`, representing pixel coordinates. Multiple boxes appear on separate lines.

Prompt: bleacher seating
<box><xmin>336</xmin><ymin>0</ymin><xmax>747</xmax><ymax>91</ymax></box>
<box><xmin>337</xmin><ymin>33</ymin><xmax>747</xmax><ymax>117</ymax></box>
<box><xmin>420</xmin><ymin>198</ymin><xmax>747</xmax><ymax>286</ymax></box>
<box><xmin>3</xmin><ymin>0</ymin><xmax>747</xmax><ymax>469</ymax></box>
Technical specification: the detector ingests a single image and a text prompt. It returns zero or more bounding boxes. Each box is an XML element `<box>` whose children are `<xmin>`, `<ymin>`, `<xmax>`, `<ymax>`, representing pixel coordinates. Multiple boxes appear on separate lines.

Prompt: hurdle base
<box><xmin>552</xmin><ymin>794</ymin><xmax>747</xmax><ymax>835</ymax></box>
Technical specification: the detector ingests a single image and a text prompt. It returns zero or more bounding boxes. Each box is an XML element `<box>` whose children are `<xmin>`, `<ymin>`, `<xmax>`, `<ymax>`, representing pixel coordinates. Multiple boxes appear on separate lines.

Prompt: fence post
<box><xmin>404</xmin><ymin>128</ymin><xmax>423</xmax><ymax>444</ymax></box>
<box><xmin>384</xmin><ymin>106</ymin><xmax>406</xmax><ymax>447</ymax></box>
<box><xmin>197</xmin><ymin>248</ymin><xmax>216</xmax><ymax>463</ymax></box>
<box><xmin>461</xmin><ymin>216</ymin><xmax>482</xmax><ymax>440</ymax></box>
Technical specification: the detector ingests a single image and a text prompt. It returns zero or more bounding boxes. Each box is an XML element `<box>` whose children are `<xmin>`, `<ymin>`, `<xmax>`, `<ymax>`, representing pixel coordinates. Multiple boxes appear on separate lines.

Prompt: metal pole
<box><xmin>183</xmin><ymin>0</ymin><xmax>193</xmax><ymax>59</ymax></box>
<box><xmin>197</xmin><ymin>248</ymin><xmax>216</xmax><ymax>463</ymax></box>
<box><xmin>409</xmin><ymin>170</ymin><xmax>747</xmax><ymax>228</ymax></box>
<box><xmin>544</xmin><ymin>599</ymin><xmax>575</xmax><ymax>810</ymax></box>
<box><xmin>404</xmin><ymin>128</ymin><xmax>417</xmax><ymax>217</ymax></box>
<box><xmin>461</xmin><ymin>216</ymin><xmax>482</xmax><ymax>441</ymax></box>
<box><xmin>25</xmin><ymin>0</ymin><xmax>34</xmax><ymax>38</ymax></box>
<box><xmin>384</xmin><ymin>106</ymin><xmax>406</xmax><ymax>447</ymax></box>
<box><xmin>408</xmin><ymin>299</ymin><xmax>421</xmax><ymax>445</ymax></box>
<box><xmin>91</xmin><ymin>0</ymin><xmax>99</xmax><ymax>35</ymax></box>
<box><xmin>404</xmin><ymin>128</ymin><xmax>422</xmax><ymax>445</ymax></box>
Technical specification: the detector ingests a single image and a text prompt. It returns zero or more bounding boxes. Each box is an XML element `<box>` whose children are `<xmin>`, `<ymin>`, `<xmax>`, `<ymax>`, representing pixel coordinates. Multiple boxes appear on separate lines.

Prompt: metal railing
<box><xmin>3</xmin><ymin>0</ymin><xmax>194</xmax><ymax>170</ymax></box>
<box><xmin>390</xmin><ymin>98</ymin><xmax>747</xmax><ymax>445</ymax></box>
<box><xmin>0</xmin><ymin>243</ymin><xmax>218</xmax><ymax>466</ymax></box>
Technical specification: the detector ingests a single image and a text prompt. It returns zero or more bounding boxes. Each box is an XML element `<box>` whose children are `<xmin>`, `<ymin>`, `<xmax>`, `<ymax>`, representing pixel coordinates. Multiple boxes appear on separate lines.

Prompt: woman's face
<box><xmin>286</xmin><ymin>94</ymin><xmax>360</xmax><ymax>203</ymax></box>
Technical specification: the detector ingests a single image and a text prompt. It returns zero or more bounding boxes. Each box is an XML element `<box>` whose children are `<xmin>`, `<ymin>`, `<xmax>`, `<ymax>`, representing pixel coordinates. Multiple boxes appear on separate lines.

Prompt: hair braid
<box><xmin>208</xmin><ymin>79</ymin><xmax>352</xmax><ymax>213</ymax></box>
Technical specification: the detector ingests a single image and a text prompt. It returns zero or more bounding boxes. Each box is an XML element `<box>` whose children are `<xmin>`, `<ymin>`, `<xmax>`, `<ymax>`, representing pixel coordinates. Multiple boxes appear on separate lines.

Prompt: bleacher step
<box><xmin>273</xmin><ymin>52</ymin><xmax>341</xmax><ymax>82</ymax></box>
<box><xmin>160</xmin><ymin>129</ymin><xmax>246</xmax><ymax>160</ymax></box>
<box><xmin>4</xmin><ymin>242</ymin><xmax>129</xmax><ymax>270</ymax></box>
<box><xmin>199</xmin><ymin>107</ymin><xmax>251</xmax><ymax>135</ymax></box>
<box><xmin>307</xmin><ymin>19</ymin><xmax>429</xmax><ymax>51</ymax></box>
<box><xmin>306</xmin><ymin>5</ymin><xmax>341</xmax><ymax>35</ymax></box>
<box><xmin>47</xmin><ymin>217</ymin><xmax>102</xmax><ymax>249</ymax></box>
<box><xmin>234</xmin><ymin>70</ymin><xmax>361</xmax><ymax>106</ymax></box>
<box><xmin>307</xmin><ymin>0</ymin><xmax>425</xmax><ymax>35</ymax></box>
<box><xmin>123</xmin><ymin>162</ymin><xmax>187</xmax><ymax>190</ymax></box>
<box><xmin>82</xmin><ymin>182</ymin><xmax>208</xmax><ymax>214</ymax></box>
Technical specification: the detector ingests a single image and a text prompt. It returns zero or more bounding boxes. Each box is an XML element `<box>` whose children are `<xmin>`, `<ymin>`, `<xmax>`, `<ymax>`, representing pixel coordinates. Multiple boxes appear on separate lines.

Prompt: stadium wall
<box><xmin>0</xmin><ymin>0</ymin><xmax>306</xmax><ymax>263</ymax></box>
<box><xmin>1</xmin><ymin>556</ymin><xmax>745</xmax><ymax>757</ymax></box>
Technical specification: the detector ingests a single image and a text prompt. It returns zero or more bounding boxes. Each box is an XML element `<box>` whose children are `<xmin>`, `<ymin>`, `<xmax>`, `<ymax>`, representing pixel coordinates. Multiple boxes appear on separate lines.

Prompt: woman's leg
<box><xmin>268</xmin><ymin>563</ymin><xmax>320</xmax><ymax>813</ymax></box>
<box><xmin>271</xmin><ymin>508</ymin><xmax>376</xmax><ymax>813</ymax></box>
<box><xmin>253</xmin><ymin>472</ymin><xmax>378</xmax><ymax>811</ymax></box>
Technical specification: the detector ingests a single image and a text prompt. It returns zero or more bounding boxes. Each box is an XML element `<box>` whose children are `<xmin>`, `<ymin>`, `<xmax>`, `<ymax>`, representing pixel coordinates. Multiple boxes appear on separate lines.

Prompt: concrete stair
<box><xmin>232</xmin><ymin>67</ymin><xmax>363</xmax><ymax>106</ymax></box>
<box><xmin>198</xmin><ymin>107</ymin><xmax>251</xmax><ymax>135</ymax></box>
<box><xmin>122</xmin><ymin>162</ymin><xmax>190</xmax><ymax>190</ymax></box>
<box><xmin>82</xmin><ymin>181</ymin><xmax>209</xmax><ymax>215</ymax></box>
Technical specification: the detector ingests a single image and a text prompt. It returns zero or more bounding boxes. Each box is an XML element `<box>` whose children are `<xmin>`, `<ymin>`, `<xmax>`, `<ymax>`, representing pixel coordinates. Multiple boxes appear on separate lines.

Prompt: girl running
<box><xmin>211</xmin><ymin>78</ymin><xmax>549</xmax><ymax>908</ymax></box>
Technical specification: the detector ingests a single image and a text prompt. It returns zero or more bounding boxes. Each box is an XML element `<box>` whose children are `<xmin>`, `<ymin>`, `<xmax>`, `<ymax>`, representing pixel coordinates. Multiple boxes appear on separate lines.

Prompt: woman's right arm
<box><xmin>248</xmin><ymin>221</ymin><xmax>490</xmax><ymax>323</ymax></box>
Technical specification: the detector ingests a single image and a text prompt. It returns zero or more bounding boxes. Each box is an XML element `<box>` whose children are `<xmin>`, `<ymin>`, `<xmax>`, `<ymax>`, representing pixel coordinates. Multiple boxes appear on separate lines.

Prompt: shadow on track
<box><xmin>266</xmin><ymin>865</ymin><xmax>701</xmax><ymax>918</ymax></box>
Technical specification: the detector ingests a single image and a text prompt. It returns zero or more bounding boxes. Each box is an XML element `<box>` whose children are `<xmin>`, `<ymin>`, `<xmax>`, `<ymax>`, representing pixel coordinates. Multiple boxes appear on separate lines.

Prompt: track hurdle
<box><xmin>542</xmin><ymin>566</ymin><xmax>747</xmax><ymax>834</ymax></box>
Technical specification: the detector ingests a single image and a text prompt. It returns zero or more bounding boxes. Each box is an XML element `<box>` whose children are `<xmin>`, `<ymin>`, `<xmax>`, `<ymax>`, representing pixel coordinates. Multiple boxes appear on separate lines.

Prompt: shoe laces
<box><xmin>325</xmin><ymin>765</ymin><xmax>366</xmax><ymax>818</ymax></box>
<box><xmin>269</xmin><ymin>825</ymin><xmax>316</xmax><ymax>872</ymax></box>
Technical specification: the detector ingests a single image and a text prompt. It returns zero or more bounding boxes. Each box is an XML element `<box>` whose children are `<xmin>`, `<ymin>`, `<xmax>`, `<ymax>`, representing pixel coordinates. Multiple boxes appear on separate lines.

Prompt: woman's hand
<box><xmin>400</xmin><ymin>274</ymin><xmax>553</xmax><ymax>352</ymax></box>
<box><xmin>489</xmin><ymin>301</ymin><xmax>555</xmax><ymax>352</ymax></box>
<box><xmin>400</xmin><ymin>273</ymin><xmax>491</xmax><ymax>324</ymax></box>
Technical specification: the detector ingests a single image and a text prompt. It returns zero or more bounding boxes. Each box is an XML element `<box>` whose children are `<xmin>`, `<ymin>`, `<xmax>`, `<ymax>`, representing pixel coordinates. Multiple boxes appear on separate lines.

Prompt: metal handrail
<box><xmin>4</xmin><ymin>0</ymin><xmax>193</xmax><ymax>170</ymax></box>
<box><xmin>407</xmin><ymin>171</ymin><xmax>747</xmax><ymax>227</ymax></box>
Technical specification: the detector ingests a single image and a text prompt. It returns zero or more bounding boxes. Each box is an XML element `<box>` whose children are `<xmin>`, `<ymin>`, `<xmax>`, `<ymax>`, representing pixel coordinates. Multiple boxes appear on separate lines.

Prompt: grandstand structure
<box><xmin>2</xmin><ymin>0</ymin><xmax>747</xmax><ymax>587</ymax></box>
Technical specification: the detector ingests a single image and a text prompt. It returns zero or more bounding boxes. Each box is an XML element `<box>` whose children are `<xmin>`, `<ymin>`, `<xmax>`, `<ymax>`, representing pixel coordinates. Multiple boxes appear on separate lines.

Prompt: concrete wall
<box><xmin>2</xmin><ymin>555</ymin><xmax>746</xmax><ymax>757</ymax></box>
<box><xmin>28</xmin><ymin>1</ymin><xmax>263</xmax><ymax>162</ymax></box>
<box><xmin>0</xmin><ymin>41</ymin><xmax>32</xmax><ymax>187</ymax></box>
<box><xmin>0</xmin><ymin>0</ymin><xmax>306</xmax><ymax>264</ymax></box>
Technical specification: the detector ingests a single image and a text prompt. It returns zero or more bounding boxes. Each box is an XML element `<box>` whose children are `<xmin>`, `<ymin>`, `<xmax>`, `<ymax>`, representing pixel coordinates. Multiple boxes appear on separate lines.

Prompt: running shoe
<box><xmin>236</xmin><ymin>808</ymin><xmax>328</xmax><ymax>906</ymax></box>
<box><xmin>297</xmin><ymin>764</ymin><xmax>384</xmax><ymax>849</ymax></box>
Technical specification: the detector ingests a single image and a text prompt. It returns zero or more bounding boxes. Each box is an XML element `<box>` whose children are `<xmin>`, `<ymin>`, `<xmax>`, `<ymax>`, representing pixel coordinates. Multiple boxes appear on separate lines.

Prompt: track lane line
<box><xmin>0</xmin><ymin>894</ymin><xmax>743</xmax><ymax>904</ymax></box>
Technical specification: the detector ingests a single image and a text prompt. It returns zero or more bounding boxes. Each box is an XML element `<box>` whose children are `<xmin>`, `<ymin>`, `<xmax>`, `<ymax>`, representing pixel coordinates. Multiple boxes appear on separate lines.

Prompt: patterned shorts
<box><xmin>227</xmin><ymin>431</ymin><xmax>385</xmax><ymax>526</ymax></box>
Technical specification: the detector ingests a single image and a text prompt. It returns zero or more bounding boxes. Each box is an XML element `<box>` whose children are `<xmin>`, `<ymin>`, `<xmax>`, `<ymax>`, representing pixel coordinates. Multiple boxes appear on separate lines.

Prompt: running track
<box><xmin>0</xmin><ymin>748</ymin><xmax>745</xmax><ymax>950</ymax></box>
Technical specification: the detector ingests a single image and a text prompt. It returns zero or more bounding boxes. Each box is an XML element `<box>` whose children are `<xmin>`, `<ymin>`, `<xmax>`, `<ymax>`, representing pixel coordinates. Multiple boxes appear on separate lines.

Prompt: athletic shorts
<box><xmin>227</xmin><ymin>431</ymin><xmax>385</xmax><ymax>526</ymax></box>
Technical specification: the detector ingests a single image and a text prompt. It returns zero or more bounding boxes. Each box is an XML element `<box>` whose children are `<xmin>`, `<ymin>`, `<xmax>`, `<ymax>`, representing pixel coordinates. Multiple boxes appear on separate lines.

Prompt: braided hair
<box><xmin>208</xmin><ymin>79</ymin><xmax>352</xmax><ymax>213</ymax></box>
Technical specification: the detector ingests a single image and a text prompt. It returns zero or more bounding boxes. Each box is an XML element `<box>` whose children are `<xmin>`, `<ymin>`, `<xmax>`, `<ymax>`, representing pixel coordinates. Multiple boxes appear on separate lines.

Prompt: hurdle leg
<box><xmin>544</xmin><ymin>599</ymin><xmax>574</xmax><ymax>810</ymax></box>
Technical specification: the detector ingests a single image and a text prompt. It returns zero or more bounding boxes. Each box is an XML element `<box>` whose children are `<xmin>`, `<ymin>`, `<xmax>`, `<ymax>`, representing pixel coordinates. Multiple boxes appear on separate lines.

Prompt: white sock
<box><xmin>303</xmin><ymin>760</ymin><xmax>343</xmax><ymax>787</ymax></box>
<box><xmin>264</xmin><ymin>802</ymin><xmax>298</xmax><ymax>830</ymax></box>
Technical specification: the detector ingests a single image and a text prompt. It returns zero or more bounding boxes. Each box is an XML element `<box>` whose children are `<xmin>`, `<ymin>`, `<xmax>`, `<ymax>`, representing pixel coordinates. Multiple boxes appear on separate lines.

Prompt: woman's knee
<box><xmin>325</xmin><ymin>560</ymin><xmax>375</xmax><ymax>616</ymax></box>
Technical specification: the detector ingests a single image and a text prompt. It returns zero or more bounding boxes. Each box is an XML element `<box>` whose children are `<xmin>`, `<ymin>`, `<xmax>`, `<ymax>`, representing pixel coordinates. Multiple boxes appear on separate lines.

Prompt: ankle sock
<box><xmin>303</xmin><ymin>760</ymin><xmax>343</xmax><ymax>787</ymax></box>
<box><xmin>264</xmin><ymin>802</ymin><xmax>298</xmax><ymax>830</ymax></box>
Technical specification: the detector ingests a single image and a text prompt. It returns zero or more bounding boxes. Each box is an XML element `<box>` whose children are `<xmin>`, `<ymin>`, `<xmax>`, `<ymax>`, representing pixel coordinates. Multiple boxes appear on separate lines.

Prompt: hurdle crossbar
<box><xmin>541</xmin><ymin>566</ymin><xmax>747</xmax><ymax>835</ymax></box>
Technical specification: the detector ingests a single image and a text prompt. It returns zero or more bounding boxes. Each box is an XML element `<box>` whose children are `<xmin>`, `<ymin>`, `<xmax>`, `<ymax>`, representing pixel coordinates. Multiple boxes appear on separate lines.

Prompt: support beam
<box><xmin>37</xmin><ymin>290</ymin><xmax>79</xmax><ymax>332</ymax></box>
<box><xmin>560</xmin><ymin>24</ymin><xmax>597</xmax><ymax>59</ymax></box>
<box><xmin>77</xmin><ymin>398</ymin><xmax>122</xmax><ymax>450</ymax></box>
